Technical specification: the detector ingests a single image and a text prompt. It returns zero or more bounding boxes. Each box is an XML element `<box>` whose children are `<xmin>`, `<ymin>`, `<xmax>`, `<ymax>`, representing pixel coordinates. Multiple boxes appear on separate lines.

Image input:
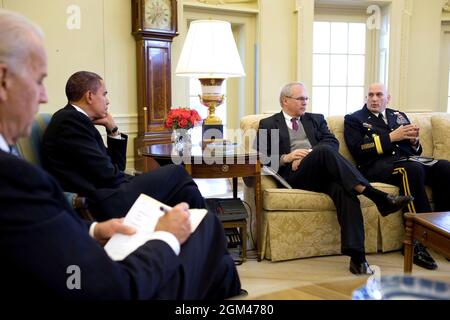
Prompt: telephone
<box><xmin>204</xmin><ymin>198</ymin><xmax>248</xmax><ymax>222</ymax></box>
<box><xmin>205</xmin><ymin>198</ymin><xmax>248</xmax><ymax>249</ymax></box>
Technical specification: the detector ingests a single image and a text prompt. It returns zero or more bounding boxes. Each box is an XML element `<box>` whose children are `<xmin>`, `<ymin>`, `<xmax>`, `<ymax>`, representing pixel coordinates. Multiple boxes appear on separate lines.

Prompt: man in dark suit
<box><xmin>344</xmin><ymin>82</ymin><xmax>450</xmax><ymax>270</ymax></box>
<box><xmin>42</xmin><ymin>71</ymin><xmax>205</xmax><ymax>221</ymax></box>
<box><xmin>256</xmin><ymin>82</ymin><xmax>412</xmax><ymax>275</ymax></box>
<box><xmin>0</xmin><ymin>9</ymin><xmax>240</xmax><ymax>299</ymax></box>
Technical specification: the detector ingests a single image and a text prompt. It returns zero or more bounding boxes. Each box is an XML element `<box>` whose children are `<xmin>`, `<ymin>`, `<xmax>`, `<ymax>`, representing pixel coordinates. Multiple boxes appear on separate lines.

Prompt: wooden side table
<box><xmin>404</xmin><ymin>211</ymin><xmax>450</xmax><ymax>273</ymax></box>
<box><xmin>139</xmin><ymin>142</ymin><xmax>262</xmax><ymax>261</ymax></box>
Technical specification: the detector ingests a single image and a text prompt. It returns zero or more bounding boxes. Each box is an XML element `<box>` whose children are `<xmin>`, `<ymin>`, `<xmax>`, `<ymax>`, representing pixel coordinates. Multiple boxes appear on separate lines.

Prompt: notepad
<box><xmin>394</xmin><ymin>156</ymin><xmax>438</xmax><ymax>167</ymax></box>
<box><xmin>104</xmin><ymin>194</ymin><xmax>207</xmax><ymax>261</ymax></box>
<box><xmin>261</xmin><ymin>165</ymin><xmax>292</xmax><ymax>189</ymax></box>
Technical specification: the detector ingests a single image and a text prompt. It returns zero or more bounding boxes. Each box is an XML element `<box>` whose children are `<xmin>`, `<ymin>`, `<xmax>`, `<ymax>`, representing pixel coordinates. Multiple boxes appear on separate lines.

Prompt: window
<box><xmin>189</xmin><ymin>78</ymin><xmax>227</xmax><ymax>125</ymax></box>
<box><xmin>312</xmin><ymin>21</ymin><xmax>366</xmax><ymax>116</ymax></box>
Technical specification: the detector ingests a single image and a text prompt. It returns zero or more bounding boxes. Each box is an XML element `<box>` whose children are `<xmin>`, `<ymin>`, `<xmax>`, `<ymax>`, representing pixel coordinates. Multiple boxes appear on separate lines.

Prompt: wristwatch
<box><xmin>107</xmin><ymin>126</ymin><xmax>119</xmax><ymax>135</ymax></box>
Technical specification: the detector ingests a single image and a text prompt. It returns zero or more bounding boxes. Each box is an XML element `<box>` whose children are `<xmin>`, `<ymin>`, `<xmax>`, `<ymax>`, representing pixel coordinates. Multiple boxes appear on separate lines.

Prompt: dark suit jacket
<box><xmin>344</xmin><ymin>105</ymin><xmax>422</xmax><ymax>181</ymax></box>
<box><xmin>257</xmin><ymin>111</ymin><xmax>339</xmax><ymax>178</ymax></box>
<box><xmin>42</xmin><ymin>104</ymin><xmax>206</xmax><ymax>221</ymax></box>
<box><xmin>42</xmin><ymin>104</ymin><xmax>128</xmax><ymax>202</ymax></box>
<box><xmin>0</xmin><ymin>150</ymin><xmax>180</xmax><ymax>299</ymax></box>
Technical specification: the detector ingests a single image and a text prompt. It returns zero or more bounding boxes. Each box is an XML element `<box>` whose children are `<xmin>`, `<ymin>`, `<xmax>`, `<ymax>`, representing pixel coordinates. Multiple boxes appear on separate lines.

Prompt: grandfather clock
<box><xmin>131</xmin><ymin>0</ymin><xmax>178</xmax><ymax>171</ymax></box>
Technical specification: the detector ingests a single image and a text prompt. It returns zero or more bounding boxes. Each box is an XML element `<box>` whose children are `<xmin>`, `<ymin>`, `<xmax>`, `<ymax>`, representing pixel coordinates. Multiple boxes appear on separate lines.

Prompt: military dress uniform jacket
<box><xmin>344</xmin><ymin>104</ymin><xmax>422</xmax><ymax>181</ymax></box>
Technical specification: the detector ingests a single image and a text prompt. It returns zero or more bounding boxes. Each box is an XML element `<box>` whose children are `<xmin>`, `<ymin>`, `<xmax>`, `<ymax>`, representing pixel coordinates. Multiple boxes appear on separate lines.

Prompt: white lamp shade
<box><xmin>175</xmin><ymin>20</ymin><xmax>246</xmax><ymax>79</ymax></box>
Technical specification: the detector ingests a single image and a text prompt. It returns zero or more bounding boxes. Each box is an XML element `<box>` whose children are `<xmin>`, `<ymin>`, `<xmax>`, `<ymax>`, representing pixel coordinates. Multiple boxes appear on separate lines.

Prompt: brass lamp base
<box><xmin>199</xmin><ymin>78</ymin><xmax>225</xmax><ymax>126</ymax></box>
<box><xmin>198</xmin><ymin>78</ymin><xmax>226</xmax><ymax>144</ymax></box>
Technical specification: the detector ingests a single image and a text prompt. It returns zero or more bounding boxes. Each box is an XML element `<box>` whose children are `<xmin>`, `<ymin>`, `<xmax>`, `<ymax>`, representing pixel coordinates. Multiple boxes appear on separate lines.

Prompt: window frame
<box><xmin>311</xmin><ymin>7</ymin><xmax>375</xmax><ymax>116</ymax></box>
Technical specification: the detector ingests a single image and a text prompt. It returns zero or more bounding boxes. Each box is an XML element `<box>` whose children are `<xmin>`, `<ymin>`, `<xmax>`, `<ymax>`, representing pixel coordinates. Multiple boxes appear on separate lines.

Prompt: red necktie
<box><xmin>291</xmin><ymin>118</ymin><xmax>299</xmax><ymax>131</ymax></box>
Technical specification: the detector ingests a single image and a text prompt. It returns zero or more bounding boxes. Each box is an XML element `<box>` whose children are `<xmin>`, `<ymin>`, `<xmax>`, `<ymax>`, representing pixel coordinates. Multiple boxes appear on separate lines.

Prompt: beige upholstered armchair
<box><xmin>240</xmin><ymin>112</ymin><xmax>450</xmax><ymax>262</ymax></box>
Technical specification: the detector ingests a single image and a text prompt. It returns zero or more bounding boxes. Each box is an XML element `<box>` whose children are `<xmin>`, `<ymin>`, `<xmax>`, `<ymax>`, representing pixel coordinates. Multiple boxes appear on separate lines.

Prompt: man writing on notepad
<box><xmin>0</xmin><ymin>9</ymin><xmax>240</xmax><ymax>299</ymax></box>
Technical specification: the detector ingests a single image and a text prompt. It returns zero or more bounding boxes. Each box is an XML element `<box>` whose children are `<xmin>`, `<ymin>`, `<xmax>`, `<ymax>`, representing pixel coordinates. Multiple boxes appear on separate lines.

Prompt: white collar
<box><xmin>371</xmin><ymin>110</ymin><xmax>387</xmax><ymax>119</ymax></box>
<box><xmin>282</xmin><ymin>110</ymin><xmax>299</xmax><ymax>121</ymax></box>
<box><xmin>0</xmin><ymin>134</ymin><xmax>10</xmax><ymax>153</ymax></box>
<box><xmin>71</xmin><ymin>104</ymin><xmax>90</xmax><ymax>118</ymax></box>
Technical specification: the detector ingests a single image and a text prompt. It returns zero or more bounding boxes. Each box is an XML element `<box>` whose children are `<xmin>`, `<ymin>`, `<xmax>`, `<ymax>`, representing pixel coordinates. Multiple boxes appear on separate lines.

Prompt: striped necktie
<box><xmin>291</xmin><ymin>118</ymin><xmax>299</xmax><ymax>131</ymax></box>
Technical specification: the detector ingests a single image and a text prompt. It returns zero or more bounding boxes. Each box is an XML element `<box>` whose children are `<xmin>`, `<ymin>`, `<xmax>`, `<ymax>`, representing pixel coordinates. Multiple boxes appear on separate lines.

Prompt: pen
<box><xmin>160</xmin><ymin>206</ymin><xmax>170</xmax><ymax>214</ymax></box>
<box><xmin>160</xmin><ymin>205</ymin><xmax>190</xmax><ymax>217</ymax></box>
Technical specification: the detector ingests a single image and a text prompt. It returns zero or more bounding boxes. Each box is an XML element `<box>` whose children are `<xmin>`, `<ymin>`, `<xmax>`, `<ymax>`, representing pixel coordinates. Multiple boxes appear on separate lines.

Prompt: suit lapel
<box><xmin>363</xmin><ymin>105</ymin><xmax>385</xmax><ymax>128</ymax></box>
<box><xmin>362</xmin><ymin>106</ymin><xmax>376</xmax><ymax>125</ymax></box>
<box><xmin>65</xmin><ymin>104</ymin><xmax>108</xmax><ymax>153</ymax></box>
<box><xmin>300</xmin><ymin>113</ymin><xmax>317</xmax><ymax>146</ymax></box>
<box><xmin>275</xmin><ymin>112</ymin><xmax>290</xmax><ymax>155</ymax></box>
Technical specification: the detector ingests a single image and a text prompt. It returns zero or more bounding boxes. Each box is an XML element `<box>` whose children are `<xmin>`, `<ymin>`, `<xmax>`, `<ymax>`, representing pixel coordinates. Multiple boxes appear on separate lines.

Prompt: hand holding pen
<box><xmin>155</xmin><ymin>202</ymin><xmax>191</xmax><ymax>244</ymax></box>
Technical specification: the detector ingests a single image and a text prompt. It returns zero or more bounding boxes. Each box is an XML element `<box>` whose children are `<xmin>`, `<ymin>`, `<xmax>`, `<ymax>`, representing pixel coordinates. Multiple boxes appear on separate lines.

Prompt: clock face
<box><xmin>144</xmin><ymin>0</ymin><xmax>172</xmax><ymax>30</ymax></box>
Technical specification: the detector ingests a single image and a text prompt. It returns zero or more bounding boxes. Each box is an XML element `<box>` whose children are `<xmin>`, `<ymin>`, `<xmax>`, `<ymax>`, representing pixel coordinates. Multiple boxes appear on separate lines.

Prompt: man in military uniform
<box><xmin>344</xmin><ymin>82</ymin><xmax>450</xmax><ymax>270</ymax></box>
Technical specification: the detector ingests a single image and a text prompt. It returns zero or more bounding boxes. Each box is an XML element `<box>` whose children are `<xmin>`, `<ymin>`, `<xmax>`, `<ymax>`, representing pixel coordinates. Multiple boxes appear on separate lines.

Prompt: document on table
<box><xmin>104</xmin><ymin>194</ymin><xmax>207</xmax><ymax>261</ymax></box>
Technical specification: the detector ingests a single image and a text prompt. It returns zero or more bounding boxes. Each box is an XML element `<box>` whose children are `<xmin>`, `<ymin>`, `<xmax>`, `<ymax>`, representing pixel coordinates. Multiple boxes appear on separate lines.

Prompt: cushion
<box><xmin>263</xmin><ymin>188</ymin><xmax>376</xmax><ymax>211</ymax></box>
<box><xmin>240</xmin><ymin>114</ymin><xmax>272</xmax><ymax>152</ymax></box>
<box><xmin>406</xmin><ymin>113</ymin><xmax>434</xmax><ymax>157</ymax></box>
<box><xmin>327</xmin><ymin>115</ymin><xmax>356</xmax><ymax>165</ymax></box>
<box><xmin>431</xmin><ymin>113</ymin><xmax>450</xmax><ymax>160</ymax></box>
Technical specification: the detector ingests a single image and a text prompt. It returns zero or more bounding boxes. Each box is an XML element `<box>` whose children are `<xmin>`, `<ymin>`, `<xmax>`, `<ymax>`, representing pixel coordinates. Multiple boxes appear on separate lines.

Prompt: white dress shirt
<box><xmin>0</xmin><ymin>134</ymin><xmax>9</xmax><ymax>153</ymax></box>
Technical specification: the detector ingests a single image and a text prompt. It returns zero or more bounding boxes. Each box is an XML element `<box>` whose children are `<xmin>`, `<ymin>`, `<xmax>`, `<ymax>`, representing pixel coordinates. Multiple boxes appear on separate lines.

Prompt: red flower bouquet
<box><xmin>164</xmin><ymin>107</ymin><xmax>202</xmax><ymax>130</ymax></box>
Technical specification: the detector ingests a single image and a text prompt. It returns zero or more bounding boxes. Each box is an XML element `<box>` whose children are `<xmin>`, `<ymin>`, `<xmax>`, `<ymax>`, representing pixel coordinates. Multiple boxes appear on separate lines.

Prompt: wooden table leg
<box><xmin>404</xmin><ymin>212</ymin><xmax>415</xmax><ymax>273</ymax></box>
<box><xmin>255</xmin><ymin>164</ymin><xmax>262</xmax><ymax>261</ymax></box>
<box><xmin>242</xmin><ymin>220</ymin><xmax>247</xmax><ymax>261</ymax></box>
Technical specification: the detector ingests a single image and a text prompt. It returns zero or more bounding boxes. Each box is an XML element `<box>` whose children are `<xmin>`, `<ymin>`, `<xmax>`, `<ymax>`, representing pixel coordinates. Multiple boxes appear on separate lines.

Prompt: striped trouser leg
<box><xmin>392</xmin><ymin>167</ymin><xmax>416</xmax><ymax>213</ymax></box>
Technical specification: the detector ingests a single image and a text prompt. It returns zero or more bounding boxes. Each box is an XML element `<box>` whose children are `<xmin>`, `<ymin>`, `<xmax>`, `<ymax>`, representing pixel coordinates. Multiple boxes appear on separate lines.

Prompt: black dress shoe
<box><xmin>376</xmin><ymin>194</ymin><xmax>414</xmax><ymax>217</ymax></box>
<box><xmin>414</xmin><ymin>244</ymin><xmax>438</xmax><ymax>270</ymax></box>
<box><xmin>238</xmin><ymin>289</ymin><xmax>248</xmax><ymax>297</ymax></box>
<box><xmin>415</xmin><ymin>242</ymin><xmax>434</xmax><ymax>262</ymax></box>
<box><xmin>349</xmin><ymin>260</ymin><xmax>374</xmax><ymax>275</ymax></box>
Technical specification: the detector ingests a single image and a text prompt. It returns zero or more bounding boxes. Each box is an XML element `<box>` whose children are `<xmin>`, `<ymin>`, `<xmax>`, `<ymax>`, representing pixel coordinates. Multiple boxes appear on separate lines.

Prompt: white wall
<box><xmin>2</xmin><ymin>0</ymin><xmax>138</xmax><ymax>168</ymax></box>
<box><xmin>406</xmin><ymin>0</ymin><xmax>443</xmax><ymax>112</ymax></box>
<box><xmin>258</xmin><ymin>0</ymin><xmax>297</xmax><ymax>113</ymax></box>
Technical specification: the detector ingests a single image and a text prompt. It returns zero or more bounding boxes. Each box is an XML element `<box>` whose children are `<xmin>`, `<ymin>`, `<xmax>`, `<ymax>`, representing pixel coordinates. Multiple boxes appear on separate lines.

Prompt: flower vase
<box><xmin>172</xmin><ymin>128</ymin><xmax>192</xmax><ymax>151</ymax></box>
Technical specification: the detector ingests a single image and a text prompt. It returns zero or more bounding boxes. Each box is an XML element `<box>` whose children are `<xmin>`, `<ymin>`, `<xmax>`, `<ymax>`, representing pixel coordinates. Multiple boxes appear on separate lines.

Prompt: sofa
<box><xmin>240</xmin><ymin>112</ymin><xmax>450</xmax><ymax>262</ymax></box>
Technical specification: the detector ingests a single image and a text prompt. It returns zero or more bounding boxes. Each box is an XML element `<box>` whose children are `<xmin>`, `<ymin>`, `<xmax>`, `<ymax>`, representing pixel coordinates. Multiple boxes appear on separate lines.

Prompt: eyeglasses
<box><xmin>286</xmin><ymin>96</ymin><xmax>309</xmax><ymax>102</ymax></box>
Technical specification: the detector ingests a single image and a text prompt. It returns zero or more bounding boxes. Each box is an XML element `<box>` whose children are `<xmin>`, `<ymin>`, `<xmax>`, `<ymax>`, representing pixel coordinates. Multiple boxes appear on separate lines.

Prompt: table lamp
<box><xmin>175</xmin><ymin>19</ymin><xmax>245</xmax><ymax>141</ymax></box>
